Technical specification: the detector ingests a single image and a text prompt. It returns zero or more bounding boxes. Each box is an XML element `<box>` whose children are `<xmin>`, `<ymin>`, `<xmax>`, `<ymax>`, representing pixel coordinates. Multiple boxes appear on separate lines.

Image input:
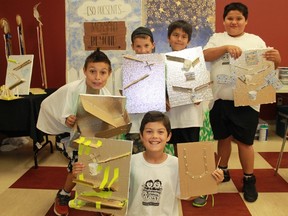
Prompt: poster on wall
<box><xmin>145</xmin><ymin>0</ymin><xmax>215</xmax><ymax>53</ymax></box>
<box><xmin>65</xmin><ymin>0</ymin><xmax>142</xmax><ymax>94</ymax></box>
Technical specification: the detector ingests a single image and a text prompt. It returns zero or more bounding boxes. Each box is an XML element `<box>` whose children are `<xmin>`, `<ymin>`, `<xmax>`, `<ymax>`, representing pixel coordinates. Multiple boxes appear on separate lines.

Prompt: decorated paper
<box><xmin>122</xmin><ymin>53</ymin><xmax>166</xmax><ymax>113</ymax></box>
<box><xmin>69</xmin><ymin>136</ymin><xmax>132</xmax><ymax>215</ymax></box>
<box><xmin>166</xmin><ymin>47</ymin><xmax>213</xmax><ymax>107</ymax></box>
<box><xmin>5</xmin><ymin>55</ymin><xmax>34</xmax><ymax>95</ymax></box>
<box><xmin>230</xmin><ymin>49</ymin><xmax>282</xmax><ymax>106</ymax></box>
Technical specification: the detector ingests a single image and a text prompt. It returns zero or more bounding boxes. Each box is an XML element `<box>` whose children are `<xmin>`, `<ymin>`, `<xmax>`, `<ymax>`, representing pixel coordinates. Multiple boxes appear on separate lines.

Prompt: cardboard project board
<box><xmin>5</xmin><ymin>55</ymin><xmax>34</xmax><ymax>95</ymax></box>
<box><xmin>69</xmin><ymin>136</ymin><xmax>133</xmax><ymax>215</ymax></box>
<box><xmin>230</xmin><ymin>49</ymin><xmax>283</xmax><ymax>106</ymax></box>
<box><xmin>177</xmin><ymin>142</ymin><xmax>217</xmax><ymax>199</ymax></box>
<box><xmin>77</xmin><ymin>94</ymin><xmax>131</xmax><ymax>138</ymax></box>
<box><xmin>166</xmin><ymin>47</ymin><xmax>213</xmax><ymax>107</ymax></box>
<box><xmin>122</xmin><ymin>53</ymin><xmax>166</xmax><ymax>114</ymax></box>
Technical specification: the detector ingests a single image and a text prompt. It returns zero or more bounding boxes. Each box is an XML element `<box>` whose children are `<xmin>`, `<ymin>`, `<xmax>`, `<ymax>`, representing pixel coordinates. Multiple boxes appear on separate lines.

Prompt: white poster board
<box><xmin>166</xmin><ymin>47</ymin><xmax>213</xmax><ymax>107</ymax></box>
<box><xmin>122</xmin><ymin>53</ymin><xmax>166</xmax><ymax>113</ymax></box>
<box><xmin>5</xmin><ymin>55</ymin><xmax>34</xmax><ymax>95</ymax></box>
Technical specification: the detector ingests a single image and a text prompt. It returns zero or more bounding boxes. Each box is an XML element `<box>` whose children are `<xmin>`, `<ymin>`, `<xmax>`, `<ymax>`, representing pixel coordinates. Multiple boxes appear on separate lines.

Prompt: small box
<box><xmin>276</xmin><ymin>105</ymin><xmax>288</xmax><ymax>138</ymax></box>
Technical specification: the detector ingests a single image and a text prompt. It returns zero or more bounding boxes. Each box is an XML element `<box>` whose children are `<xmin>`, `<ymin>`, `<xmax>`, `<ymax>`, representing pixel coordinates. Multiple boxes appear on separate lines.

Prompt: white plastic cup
<box><xmin>249</xmin><ymin>90</ymin><xmax>257</xmax><ymax>100</ymax></box>
<box><xmin>88</xmin><ymin>162</ymin><xmax>99</xmax><ymax>176</ymax></box>
<box><xmin>259</xmin><ymin>125</ymin><xmax>268</xmax><ymax>141</ymax></box>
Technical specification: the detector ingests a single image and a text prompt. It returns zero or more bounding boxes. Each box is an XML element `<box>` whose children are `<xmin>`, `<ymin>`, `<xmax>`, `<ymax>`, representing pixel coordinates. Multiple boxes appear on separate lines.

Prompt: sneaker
<box><xmin>243</xmin><ymin>175</ymin><xmax>258</xmax><ymax>202</ymax></box>
<box><xmin>54</xmin><ymin>190</ymin><xmax>70</xmax><ymax>216</ymax></box>
<box><xmin>192</xmin><ymin>195</ymin><xmax>208</xmax><ymax>207</ymax></box>
<box><xmin>222</xmin><ymin>169</ymin><xmax>231</xmax><ymax>182</ymax></box>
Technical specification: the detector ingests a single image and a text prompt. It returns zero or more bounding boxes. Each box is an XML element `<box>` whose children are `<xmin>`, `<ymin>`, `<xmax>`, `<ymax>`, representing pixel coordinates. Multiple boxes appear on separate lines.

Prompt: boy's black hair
<box><xmin>140</xmin><ymin>111</ymin><xmax>171</xmax><ymax>135</ymax></box>
<box><xmin>223</xmin><ymin>2</ymin><xmax>248</xmax><ymax>20</ymax></box>
<box><xmin>84</xmin><ymin>48</ymin><xmax>111</xmax><ymax>71</ymax></box>
<box><xmin>167</xmin><ymin>20</ymin><xmax>192</xmax><ymax>42</ymax></box>
<box><xmin>131</xmin><ymin>27</ymin><xmax>154</xmax><ymax>44</ymax></box>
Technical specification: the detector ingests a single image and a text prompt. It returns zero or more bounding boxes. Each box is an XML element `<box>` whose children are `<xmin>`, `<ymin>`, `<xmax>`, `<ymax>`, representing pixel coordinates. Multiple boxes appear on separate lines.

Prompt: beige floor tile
<box><xmin>0</xmin><ymin>188</ymin><xmax>57</xmax><ymax>216</ymax></box>
<box><xmin>254</xmin><ymin>152</ymin><xmax>273</xmax><ymax>169</ymax></box>
<box><xmin>243</xmin><ymin>192</ymin><xmax>288</xmax><ymax>216</ymax></box>
<box><xmin>278</xmin><ymin>168</ymin><xmax>288</xmax><ymax>183</ymax></box>
<box><xmin>218</xmin><ymin>180</ymin><xmax>238</xmax><ymax>193</ymax></box>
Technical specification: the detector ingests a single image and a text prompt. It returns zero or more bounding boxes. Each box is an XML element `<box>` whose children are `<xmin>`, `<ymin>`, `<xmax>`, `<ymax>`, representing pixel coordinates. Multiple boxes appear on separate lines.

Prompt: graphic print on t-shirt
<box><xmin>141</xmin><ymin>179</ymin><xmax>163</xmax><ymax>206</ymax></box>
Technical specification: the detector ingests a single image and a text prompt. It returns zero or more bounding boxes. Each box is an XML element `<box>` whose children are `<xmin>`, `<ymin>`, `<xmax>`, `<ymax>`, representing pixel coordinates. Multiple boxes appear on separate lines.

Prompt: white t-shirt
<box><xmin>204</xmin><ymin>32</ymin><xmax>267</xmax><ymax>111</ymax></box>
<box><xmin>36</xmin><ymin>78</ymin><xmax>111</xmax><ymax>135</ymax></box>
<box><xmin>127</xmin><ymin>153</ymin><xmax>179</xmax><ymax>216</ymax></box>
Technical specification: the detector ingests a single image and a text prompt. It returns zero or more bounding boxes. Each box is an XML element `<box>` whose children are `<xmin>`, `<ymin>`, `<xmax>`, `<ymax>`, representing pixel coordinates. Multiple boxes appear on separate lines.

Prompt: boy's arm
<box><xmin>203</xmin><ymin>45</ymin><xmax>242</xmax><ymax>62</ymax></box>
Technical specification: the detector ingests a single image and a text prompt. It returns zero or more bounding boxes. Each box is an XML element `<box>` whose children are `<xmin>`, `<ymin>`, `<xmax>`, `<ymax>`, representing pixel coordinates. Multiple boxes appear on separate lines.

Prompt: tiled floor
<box><xmin>0</xmin><ymin>124</ymin><xmax>288</xmax><ymax>216</ymax></box>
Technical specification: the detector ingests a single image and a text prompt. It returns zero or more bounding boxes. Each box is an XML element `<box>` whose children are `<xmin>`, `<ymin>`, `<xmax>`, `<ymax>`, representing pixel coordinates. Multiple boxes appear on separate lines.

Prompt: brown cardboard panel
<box><xmin>231</xmin><ymin>49</ymin><xmax>280</xmax><ymax>106</ymax></box>
<box><xmin>177</xmin><ymin>142</ymin><xmax>217</xmax><ymax>199</ymax></box>
<box><xmin>69</xmin><ymin>137</ymin><xmax>133</xmax><ymax>215</ymax></box>
<box><xmin>83</xmin><ymin>21</ymin><xmax>126</xmax><ymax>50</ymax></box>
<box><xmin>77</xmin><ymin>94</ymin><xmax>131</xmax><ymax>138</ymax></box>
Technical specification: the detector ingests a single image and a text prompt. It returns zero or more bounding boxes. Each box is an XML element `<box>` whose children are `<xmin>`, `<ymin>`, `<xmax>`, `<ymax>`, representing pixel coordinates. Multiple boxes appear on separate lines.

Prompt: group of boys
<box><xmin>37</xmin><ymin>2</ymin><xmax>282</xmax><ymax>216</ymax></box>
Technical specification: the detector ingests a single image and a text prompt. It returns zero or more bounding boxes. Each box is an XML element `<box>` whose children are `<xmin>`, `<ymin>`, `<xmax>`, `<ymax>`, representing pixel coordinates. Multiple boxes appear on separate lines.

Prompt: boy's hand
<box><xmin>264</xmin><ymin>49</ymin><xmax>281</xmax><ymax>69</ymax></box>
<box><xmin>212</xmin><ymin>169</ymin><xmax>224</xmax><ymax>184</ymax></box>
<box><xmin>226</xmin><ymin>45</ymin><xmax>242</xmax><ymax>59</ymax></box>
<box><xmin>65</xmin><ymin>115</ymin><xmax>77</xmax><ymax>128</ymax></box>
<box><xmin>72</xmin><ymin>162</ymin><xmax>85</xmax><ymax>177</ymax></box>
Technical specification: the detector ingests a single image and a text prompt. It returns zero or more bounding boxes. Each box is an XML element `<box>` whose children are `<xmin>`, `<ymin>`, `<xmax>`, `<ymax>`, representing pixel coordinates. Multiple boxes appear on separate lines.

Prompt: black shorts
<box><xmin>210</xmin><ymin>100</ymin><xmax>259</xmax><ymax>145</ymax></box>
<box><xmin>169</xmin><ymin>127</ymin><xmax>200</xmax><ymax>144</ymax></box>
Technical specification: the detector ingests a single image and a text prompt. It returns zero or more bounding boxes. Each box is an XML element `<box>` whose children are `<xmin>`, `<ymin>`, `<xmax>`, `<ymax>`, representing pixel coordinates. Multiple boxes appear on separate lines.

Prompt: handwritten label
<box><xmin>83</xmin><ymin>21</ymin><xmax>126</xmax><ymax>50</ymax></box>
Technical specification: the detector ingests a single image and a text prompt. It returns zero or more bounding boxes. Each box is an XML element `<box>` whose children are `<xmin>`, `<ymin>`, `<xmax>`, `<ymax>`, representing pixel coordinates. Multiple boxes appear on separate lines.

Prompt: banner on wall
<box><xmin>65</xmin><ymin>0</ymin><xmax>142</xmax><ymax>92</ymax></box>
<box><xmin>145</xmin><ymin>0</ymin><xmax>215</xmax><ymax>53</ymax></box>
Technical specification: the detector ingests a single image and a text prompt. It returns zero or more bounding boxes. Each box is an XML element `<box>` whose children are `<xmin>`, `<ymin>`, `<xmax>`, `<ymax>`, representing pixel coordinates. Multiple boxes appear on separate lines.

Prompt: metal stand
<box><xmin>275</xmin><ymin>111</ymin><xmax>288</xmax><ymax>175</ymax></box>
<box><xmin>33</xmin><ymin>134</ymin><xmax>53</xmax><ymax>168</ymax></box>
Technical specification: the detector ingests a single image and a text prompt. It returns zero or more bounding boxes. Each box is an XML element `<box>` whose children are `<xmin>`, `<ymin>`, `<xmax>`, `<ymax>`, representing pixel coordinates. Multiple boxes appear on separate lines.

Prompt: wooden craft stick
<box><xmin>8</xmin><ymin>79</ymin><xmax>25</xmax><ymax>90</ymax></box>
<box><xmin>124</xmin><ymin>74</ymin><xmax>149</xmax><ymax>90</ymax></box>
<box><xmin>192</xmin><ymin>57</ymin><xmax>200</xmax><ymax>67</ymax></box>
<box><xmin>97</xmin><ymin>152</ymin><xmax>131</xmax><ymax>164</ymax></box>
<box><xmin>172</xmin><ymin>85</ymin><xmax>193</xmax><ymax>93</ymax></box>
<box><xmin>166</xmin><ymin>55</ymin><xmax>185</xmax><ymax>63</ymax></box>
<box><xmin>194</xmin><ymin>81</ymin><xmax>213</xmax><ymax>92</ymax></box>
<box><xmin>216</xmin><ymin>157</ymin><xmax>221</xmax><ymax>169</ymax></box>
<box><xmin>124</xmin><ymin>55</ymin><xmax>144</xmax><ymax>63</ymax></box>
<box><xmin>233</xmin><ymin>64</ymin><xmax>253</xmax><ymax>71</ymax></box>
<box><xmin>13</xmin><ymin>59</ymin><xmax>31</xmax><ymax>71</ymax></box>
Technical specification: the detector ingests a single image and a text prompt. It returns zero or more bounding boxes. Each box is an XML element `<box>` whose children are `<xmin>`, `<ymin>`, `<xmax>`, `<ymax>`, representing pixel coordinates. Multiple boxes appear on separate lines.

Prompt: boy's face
<box><xmin>168</xmin><ymin>28</ymin><xmax>190</xmax><ymax>51</ymax></box>
<box><xmin>84</xmin><ymin>62</ymin><xmax>111</xmax><ymax>90</ymax></box>
<box><xmin>132</xmin><ymin>37</ymin><xmax>155</xmax><ymax>54</ymax></box>
<box><xmin>140</xmin><ymin>121</ymin><xmax>171</xmax><ymax>153</ymax></box>
<box><xmin>224</xmin><ymin>10</ymin><xmax>247</xmax><ymax>37</ymax></box>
